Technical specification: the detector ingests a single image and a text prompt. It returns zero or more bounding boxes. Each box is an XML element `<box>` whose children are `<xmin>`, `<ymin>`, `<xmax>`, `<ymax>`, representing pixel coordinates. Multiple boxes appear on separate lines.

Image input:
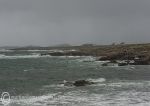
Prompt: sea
<box><xmin>0</xmin><ymin>49</ymin><xmax>150</xmax><ymax>106</ymax></box>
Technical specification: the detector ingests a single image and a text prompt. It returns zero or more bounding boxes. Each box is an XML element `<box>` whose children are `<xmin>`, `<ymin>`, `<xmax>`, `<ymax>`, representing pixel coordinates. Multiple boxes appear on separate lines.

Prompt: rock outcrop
<box><xmin>73</xmin><ymin>80</ymin><xmax>94</xmax><ymax>86</ymax></box>
<box><xmin>101</xmin><ymin>56</ymin><xmax>150</xmax><ymax>66</ymax></box>
<box><xmin>99</xmin><ymin>51</ymin><xmax>150</xmax><ymax>65</ymax></box>
<box><xmin>41</xmin><ymin>51</ymin><xmax>91</xmax><ymax>56</ymax></box>
<box><xmin>62</xmin><ymin>80</ymin><xmax>95</xmax><ymax>87</ymax></box>
<box><xmin>99</xmin><ymin>51</ymin><xmax>135</xmax><ymax>61</ymax></box>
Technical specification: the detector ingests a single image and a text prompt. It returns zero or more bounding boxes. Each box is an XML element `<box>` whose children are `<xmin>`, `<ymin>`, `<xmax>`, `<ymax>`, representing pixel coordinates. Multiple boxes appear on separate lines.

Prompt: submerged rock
<box><xmin>49</xmin><ymin>52</ymin><xmax>65</xmax><ymax>56</ymax></box>
<box><xmin>118</xmin><ymin>62</ymin><xmax>128</xmax><ymax>66</ymax></box>
<box><xmin>101</xmin><ymin>63</ymin><xmax>108</xmax><ymax>66</ymax></box>
<box><xmin>73</xmin><ymin>80</ymin><xmax>94</xmax><ymax>87</ymax></box>
<box><xmin>40</xmin><ymin>53</ymin><xmax>48</xmax><ymax>56</ymax></box>
<box><xmin>62</xmin><ymin>80</ymin><xmax>95</xmax><ymax>87</ymax></box>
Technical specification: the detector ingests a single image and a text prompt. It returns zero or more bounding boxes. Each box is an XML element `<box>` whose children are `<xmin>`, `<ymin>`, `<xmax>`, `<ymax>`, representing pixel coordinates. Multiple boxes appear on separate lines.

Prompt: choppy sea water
<box><xmin>0</xmin><ymin>50</ymin><xmax>150</xmax><ymax>106</ymax></box>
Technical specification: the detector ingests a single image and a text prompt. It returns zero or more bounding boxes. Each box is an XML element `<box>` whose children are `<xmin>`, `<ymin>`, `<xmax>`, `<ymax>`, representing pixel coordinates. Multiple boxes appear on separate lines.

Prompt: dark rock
<box><xmin>118</xmin><ymin>62</ymin><xmax>128</xmax><ymax>66</ymax></box>
<box><xmin>61</xmin><ymin>80</ymin><xmax>94</xmax><ymax>87</ymax></box>
<box><xmin>101</xmin><ymin>63</ymin><xmax>108</xmax><ymax>66</ymax></box>
<box><xmin>73</xmin><ymin>80</ymin><xmax>94</xmax><ymax>86</ymax></box>
<box><xmin>48</xmin><ymin>52</ymin><xmax>65</xmax><ymax>56</ymax></box>
<box><xmin>65</xmin><ymin>51</ymin><xmax>90</xmax><ymax>56</ymax></box>
<box><xmin>99</xmin><ymin>56</ymin><xmax>110</xmax><ymax>61</ymax></box>
<box><xmin>130</xmin><ymin>60</ymin><xmax>149</xmax><ymax>65</ymax></box>
<box><xmin>40</xmin><ymin>53</ymin><xmax>48</xmax><ymax>56</ymax></box>
<box><xmin>110</xmin><ymin>60</ymin><xmax>117</xmax><ymax>63</ymax></box>
<box><xmin>45</xmin><ymin>51</ymin><xmax>91</xmax><ymax>56</ymax></box>
<box><xmin>99</xmin><ymin>52</ymin><xmax>135</xmax><ymax>61</ymax></box>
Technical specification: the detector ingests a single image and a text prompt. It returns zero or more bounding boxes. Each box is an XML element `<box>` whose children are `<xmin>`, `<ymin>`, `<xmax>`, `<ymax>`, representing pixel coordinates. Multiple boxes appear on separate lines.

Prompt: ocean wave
<box><xmin>22</xmin><ymin>49</ymin><xmax>65</xmax><ymax>52</ymax></box>
<box><xmin>10</xmin><ymin>90</ymin><xmax>150</xmax><ymax>106</ymax></box>
<box><xmin>93</xmin><ymin>80</ymin><xmax>150</xmax><ymax>90</ymax></box>
<box><xmin>8</xmin><ymin>80</ymin><xmax>150</xmax><ymax>106</ymax></box>
<box><xmin>0</xmin><ymin>49</ymin><xmax>14</xmax><ymax>52</ymax></box>
<box><xmin>87</xmin><ymin>78</ymin><xmax>106</xmax><ymax>83</ymax></box>
<box><xmin>0</xmin><ymin>54</ymin><xmax>51</xmax><ymax>59</ymax></box>
<box><xmin>11</xmin><ymin>93</ymin><xmax>60</xmax><ymax>106</ymax></box>
<box><xmin>53</xmin><ymin>56</ymin><xmax>86</xmax><ymax>59</ymax></box>
<box><xmin>76</xmin><ymin>56</ymin><xmax>96</xmax><ymax>62</ymax></box>
<box><xmin>0</xmin><ymin>54</ymin><xmax>96</xmax><ymax>60</ymax></box>
<box><xmin>95</xmin><ymin>60</ymin><xmax>110</xmax><ymax>63</ymax></box>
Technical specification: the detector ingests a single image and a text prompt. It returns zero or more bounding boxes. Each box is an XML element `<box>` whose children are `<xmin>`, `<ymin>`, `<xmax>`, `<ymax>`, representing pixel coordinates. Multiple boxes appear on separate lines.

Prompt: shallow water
<box><xmin>0</xmin><ymin>50</ymin><xmax>150</xmax><ymax>106</ymax></box>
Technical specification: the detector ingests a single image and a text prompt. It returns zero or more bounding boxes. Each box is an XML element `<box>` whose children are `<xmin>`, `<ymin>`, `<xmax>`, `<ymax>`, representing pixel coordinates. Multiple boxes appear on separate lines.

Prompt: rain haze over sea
<box><xmin>0</xmin><ymin>0</ymin><xmax>150</xmax><ymax>46</ymax></box>
<box><xmin>0</xmin><ymin>0</ymin><xmax>150</xmax><ymax>106</ymax></box>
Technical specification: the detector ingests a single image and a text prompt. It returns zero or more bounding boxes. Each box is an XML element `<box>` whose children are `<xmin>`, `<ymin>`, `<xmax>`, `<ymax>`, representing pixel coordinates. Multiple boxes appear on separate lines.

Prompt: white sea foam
<box><xmin>8</xmin><ymin>80</ymin><xmax>150</xmax><ymax>106</ymax></box>
<box><xmin>10</xmin><ymin>93</ymin><xmax>60</xmax><ymax>106</ymax></box>
<box><xmin>87</xmin><ymin>78</ymin><xmax>106</xmax><ymax>83</ymax></box>
<box><xmin>0</xmin><ymin>54</ymin><xmax>6</xmax><ymax>57</ymax></box>
<box><xmin>0</xmin><ymin>54</ymin><xmax>94</xmax><ymax>59</ymax></box>
<box><xmin>10</xmin><ymin>90</ymin><xmax>150</xmax><ymax>106</ymax></box>
<box><xmin>76</xmin><ymin>56</ymin><xmax>96</xmax><ymax>62</ymax></box>
<box><xmin>26</xmin><ymin>49</ymin><xmax>65</xmax><ymax>52</ymax></box>
<box><xmin>93</xmin><ymin>80</ymin><xmax>150</xmax><ymax>91</ymax></box>
<box><xmin>0</xmin><ymin>54</ymin><xmax>51</xmax><ymax>59</ymax></box>
<box><xmin>60</xmin><ymin>56</ymin><xmax>81</xmax><ymax>58</ymax></box>
<box><xmin>95</xmin><ymin>60</ymin><xmax>110</xmax><ymax>63</ymax></box>
<box><xmin>27</xmin><ymin>50</ymin><xmax>51</xmax><ymax>52</ymax></box>
<box><xmin>0</xmin><ymin>49</ymin><xmax>14</xmax><ymax>52</ymax></box>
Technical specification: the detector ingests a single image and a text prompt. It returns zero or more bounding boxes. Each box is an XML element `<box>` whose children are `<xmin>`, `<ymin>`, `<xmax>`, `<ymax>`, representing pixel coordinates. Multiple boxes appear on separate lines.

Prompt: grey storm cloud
<box><xmin>0</xmin><ymin>0</ymin><xmax>150</xmax><ymax>46</ymax></box>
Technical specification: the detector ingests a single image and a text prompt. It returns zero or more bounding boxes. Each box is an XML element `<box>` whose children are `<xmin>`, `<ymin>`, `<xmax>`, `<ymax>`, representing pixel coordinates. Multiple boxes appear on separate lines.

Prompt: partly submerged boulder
<box><xmin>62</xmin><ymin>80</ymin><xmax>95</xmax><ymax>87</ymax></box>
<box><xmin>73</xmin><ymin>80</ymin><xmax>94</xmax><ymax>87</ymax></box>
<box><xmin>48</xmin><ymin>52</ymin><xmax>65</xmax><ymax>56</ymax></box>
<box><xmin>101</xmin><ymin>62</ymin><xmax>108</xmax><ymax>66</ymax></box>
<box><xmin>118</xmin><ymin>62</ymin><xmax>128</xmax><ymax>66</ymax></box>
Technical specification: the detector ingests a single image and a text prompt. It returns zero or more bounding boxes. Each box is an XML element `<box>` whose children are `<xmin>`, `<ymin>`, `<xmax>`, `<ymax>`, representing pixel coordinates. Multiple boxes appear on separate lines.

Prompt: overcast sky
<box><xmin>0</xmin><ymin>0</ymin><xmax>150</xmax><ymax>46</ymax></box>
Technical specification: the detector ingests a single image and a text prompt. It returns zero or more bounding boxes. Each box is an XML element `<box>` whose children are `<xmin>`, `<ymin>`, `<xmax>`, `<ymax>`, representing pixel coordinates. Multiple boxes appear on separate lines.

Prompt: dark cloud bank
<box><xmin>0</xmin><ymin>0</ymin><xmax>150</xmax><ymax>46</ymax></box>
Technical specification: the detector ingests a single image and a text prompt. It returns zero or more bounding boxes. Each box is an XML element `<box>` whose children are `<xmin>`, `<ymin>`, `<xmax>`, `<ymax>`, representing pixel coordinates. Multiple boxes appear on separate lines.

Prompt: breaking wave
<box><xmin>0</xmin><ymin>49</ymin><xmax>14</xmax><ymax>52</ymax></box>
<box><xmin>10</xmin><ymin>89</ymin><xmax>150</xmax><ymax>106</ymax></box>
<box><xmin>87</xmin><ymin>78</ymin><xmax>106</xmax><ymax>83</ymax></box>
<box><xmin>76</xmin><ymin>56</ymin><xmax>96</xmax><ymax>62</ymax></box>
<box><xmin>0</xmin><ymin>54</ymin><xmax>50</xmax><ymax>59</ymax></box>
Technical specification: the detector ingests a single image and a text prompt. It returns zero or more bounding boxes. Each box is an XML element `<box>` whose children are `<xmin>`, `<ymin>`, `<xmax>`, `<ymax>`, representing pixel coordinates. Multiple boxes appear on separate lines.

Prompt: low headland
<box><xmin>13</xmin><ymin>43</ymin><xmax>150</xmax><ymax>66</ymax></box>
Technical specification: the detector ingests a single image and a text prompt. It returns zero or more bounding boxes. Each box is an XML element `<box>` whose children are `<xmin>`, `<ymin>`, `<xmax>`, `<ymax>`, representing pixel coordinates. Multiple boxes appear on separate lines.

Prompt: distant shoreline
<box><xmin>11</xmin><ymin>43</ymin><xmax>150</xmax><ymax>65</ymax></box>
<box><xmin>12</xmin><ymin>43</ymin><xmax>150</xmax><ymax>55</ymax></box>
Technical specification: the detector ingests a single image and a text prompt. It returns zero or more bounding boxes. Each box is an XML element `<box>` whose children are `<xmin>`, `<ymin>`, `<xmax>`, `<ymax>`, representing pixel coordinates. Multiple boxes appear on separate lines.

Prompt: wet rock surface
<box><xmin>62</xmin><ymin>80</ymin><xmax>95</xmax><ymax>87</ymax></box>
<box><xmin>73</xmin><ymin>80</ymin><xmax>94</xmax><ymax>86</ymax></box>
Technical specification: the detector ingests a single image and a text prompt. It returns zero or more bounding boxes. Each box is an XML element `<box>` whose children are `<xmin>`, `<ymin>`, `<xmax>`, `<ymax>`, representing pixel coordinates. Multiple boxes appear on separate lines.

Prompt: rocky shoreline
<box><xmin>15</xmin><ymin>43</ymin><xmax>150</xmax><ymax>66</ymax></box>
<box><xmin>40</xmin><ymin>49</ymin><xmax>150</xmax><ymax>66</ymax></box>
<box><xmin>98</xmin><ymin>51</ymin><xmax>150</xmax><ymax>66</ymax></box>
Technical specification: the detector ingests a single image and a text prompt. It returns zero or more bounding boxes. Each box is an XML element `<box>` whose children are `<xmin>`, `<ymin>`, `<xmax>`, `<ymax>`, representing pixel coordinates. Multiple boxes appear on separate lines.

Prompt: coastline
<box><xmin>12</xmin><ymin>43</ymin><xmax>150</xmax><ymax>65</ymax></box>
